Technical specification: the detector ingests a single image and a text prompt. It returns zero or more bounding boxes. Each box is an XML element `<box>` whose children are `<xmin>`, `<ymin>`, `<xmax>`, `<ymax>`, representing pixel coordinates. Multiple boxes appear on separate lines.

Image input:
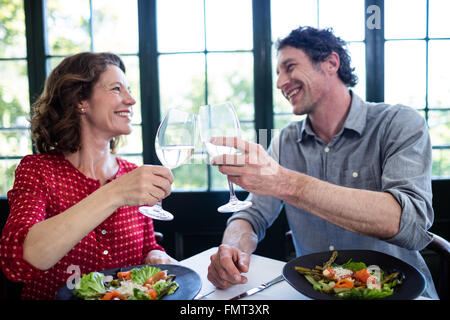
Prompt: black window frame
<box><xmin>0</xmin><ymin>0</ymin><xmax>444</xmax><ymax>262</ymax></box>
<box><xmin>11</xmin><ymin>0</ymin><xmax>448</xmax><ymax>192</ymax></box>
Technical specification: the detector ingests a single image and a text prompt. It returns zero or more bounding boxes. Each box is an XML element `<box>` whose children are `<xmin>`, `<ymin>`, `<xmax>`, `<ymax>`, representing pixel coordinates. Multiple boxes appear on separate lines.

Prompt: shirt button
<box><xmin>101</xmin><ymin>230</ymin><xmax>107</xmax><ymax>235</ymax></box>
<box><xmin>324</xmin><ymin>147</ymin><xmax>330</xmax><ymax>153</ymax></box>
<box><xmin>329</xmin><ymin>245</ymin><xmax>335</xmax><ymax>251</ymax></box>
<box><xmin>352</xmin><ymin>171</ymin><xmax>358</xmax><ymax>178</ymax></box>
<box><xmin>103</xmin><ymin>250</ymin><xmax>109</xmax><ymax>255</ymax></box>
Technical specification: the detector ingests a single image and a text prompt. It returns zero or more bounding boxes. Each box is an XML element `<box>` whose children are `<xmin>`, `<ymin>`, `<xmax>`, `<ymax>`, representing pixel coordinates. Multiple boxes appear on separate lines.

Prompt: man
<box><xmin>207</xmin><ymin>26</ymin><xmax>438</xmax><ymax>299</ymax></box>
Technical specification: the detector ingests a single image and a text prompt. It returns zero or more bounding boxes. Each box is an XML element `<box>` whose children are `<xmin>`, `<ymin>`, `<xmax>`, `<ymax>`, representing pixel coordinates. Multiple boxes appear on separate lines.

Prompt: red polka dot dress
<box><xmin>0</xmin><ymin>150</ymin><xmax>164</xmax><ymax>300</ymax></box>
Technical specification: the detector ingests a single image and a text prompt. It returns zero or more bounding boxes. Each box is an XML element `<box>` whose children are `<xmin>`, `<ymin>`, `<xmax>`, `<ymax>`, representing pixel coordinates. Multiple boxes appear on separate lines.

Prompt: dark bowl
<box><xmin>55</xmin><ymin>264</ymin><xmax>202</xmax><ymax>300</ymax></box>
<box><xmin>282</xmin><ymin>250</ymin><xmax>425</xmax><ymax>300</ymax></box>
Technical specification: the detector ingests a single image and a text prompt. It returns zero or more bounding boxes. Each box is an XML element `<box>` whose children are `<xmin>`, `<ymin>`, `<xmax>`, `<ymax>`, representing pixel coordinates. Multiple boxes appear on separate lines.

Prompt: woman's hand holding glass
<box><xmin>138</xmin><ymin>108</ymin><xmax>196</xmax><ymax>221</ymax></box>
<box><xmin>110</xmin><ymin>165</ymin><xmax>173</xmax><ymax>208</ymax></box>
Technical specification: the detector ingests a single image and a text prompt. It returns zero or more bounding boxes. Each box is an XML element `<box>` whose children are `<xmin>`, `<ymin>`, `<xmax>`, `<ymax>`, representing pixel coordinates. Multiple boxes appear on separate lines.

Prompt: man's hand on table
<box><xmin>207</xmin><ymin>244</ymin><xmax>250</xmax><ymax>289</ymax></box>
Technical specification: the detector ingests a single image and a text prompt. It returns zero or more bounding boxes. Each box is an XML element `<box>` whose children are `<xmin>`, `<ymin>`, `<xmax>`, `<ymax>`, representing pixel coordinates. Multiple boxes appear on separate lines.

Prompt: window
<box><xmin>1</xmin><ymin>0</ymin><xmax>450</xmax><ymax>198</ymax></box>
<box><xmin>156</xmin><ymin>0</ymin><xmax>255</xmax><ymax>191</ymax></box>
<box><xmin>45</xmin><ymin>0</ymin><xmax>143</xmax><ymax>166</ymax></box>
<box><xmin>0</xmin><ymin>0</ymin><xmax>30</xmax><ymax>195</ymax></box>
<box><xmin>385</xmin><ymin>0</ymin><xmax>450</xmax><ymax>177</ymax></box>
<box><xmin>270</xmin><ymin>0</ymin><xmax>366</xmax><ymax>129</ymax></box>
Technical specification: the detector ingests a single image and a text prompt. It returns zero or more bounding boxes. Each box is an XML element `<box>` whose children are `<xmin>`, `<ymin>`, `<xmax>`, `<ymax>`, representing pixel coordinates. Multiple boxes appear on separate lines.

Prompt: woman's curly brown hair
<box><xmin>31</xmin><ymin>52</ymin><xmax>126</xmax><ymax>154</ymax></box>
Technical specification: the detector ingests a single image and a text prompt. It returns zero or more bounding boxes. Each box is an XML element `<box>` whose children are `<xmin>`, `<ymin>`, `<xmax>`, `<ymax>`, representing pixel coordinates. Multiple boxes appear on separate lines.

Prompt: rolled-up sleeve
<box><xmin>382</xmin><ymin>106</ymin><xmax>434</xmax><ymax>250</ymax></box>
<box><xmin>0</xmin><ymin>156</ymin><xmax>48</xmax><ymax>282</ymax></box>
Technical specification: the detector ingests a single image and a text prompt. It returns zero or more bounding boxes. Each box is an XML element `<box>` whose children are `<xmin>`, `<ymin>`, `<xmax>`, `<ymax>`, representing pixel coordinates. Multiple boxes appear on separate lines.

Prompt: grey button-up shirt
<box><xmin>229</xmin><ymin>92</ymin><xmax>438</xmax><ymax>299</ymax></box>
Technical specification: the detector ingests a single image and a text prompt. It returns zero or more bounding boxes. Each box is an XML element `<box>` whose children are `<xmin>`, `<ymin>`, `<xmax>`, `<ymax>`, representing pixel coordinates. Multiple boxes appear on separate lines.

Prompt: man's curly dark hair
<box><xmin>276</xmin><ymin>26</ymin><xmax>358</xmax><ymax>87</ymax></box>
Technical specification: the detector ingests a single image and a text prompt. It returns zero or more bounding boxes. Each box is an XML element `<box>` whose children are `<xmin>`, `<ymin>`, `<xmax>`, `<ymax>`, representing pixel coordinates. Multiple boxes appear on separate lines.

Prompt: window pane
<box><xmin>0</xmin><ymin>0</ymin><xmax>26</xmax><ymax>57</ymax></box>
<box><xmin>211</xmin><ymin>164</ymin><xmax>228</xmax><ymax>190</ymax></box>
<box><xmin>210</xmin><ymin>166</ymin><xmax>248</xmax><ymax>191</ymax></box>
<box><xmin>207</xmin><ymin>52</ymin><xmax>254</xmax><ymax>121</ymax></box>
<box><xmin>273</xmin><ymin>86</ymin><xmax>292</xmax><ymax>114</ymax></box>
<box><xmin>158</xmin><ymin>53</ymin><xmax>208</xmax><ymax>190</ymax></box>
<box><xmin>385</xmin><ymin>40</ymin><xmax>426</xmax><ymax>108</ymax></box>
<box><xmin>116</xmin><ymin>124</ymin><xmax>142</xmax><ymax>154</ymax></box>
<box><xmin>159</xmin><ymin>54</ymin><xmax>206</xmax><ymax>116</ymax></box>
<box><xmin>347</xmin><ymin>41</ymin><xmax>366</xmax><ymax>100</ymax></box>
<box><xmin>432</xmin><ymin>148</ymin><xmax>450</xmax><ymax>178</ymax></box>
<box><xmin>120</xmin><ymin>56</ymin><xmax>141</xmax><ymax>123</ymax></box>
<box><xmin>428</xmin><ymin>110</ymin><xmax>450</xmax><ymax>146</ymax></box>
<box><xmin>429</xmin><ymin>0</ymin><xmax>450</xmax><ymax>38</ymax></box>
<box><xmin>46</xmin><ymin>0</ymin><xmax>91</xmax><ymax>55</ymax></box>
<box><xmin>385</xmin><ymin>0</ymin><xmax>426</xmax><ymax>39</ymax></box>
<box><xmin>271</xmin><ymin>0</ymin><xmax>317</xmax><ymax>41</ymax></box>
<box><xmin>157</xmin><ymin>0</ymin><xmax>205</xmax><ymax>52</ymax></box>
<box><xmin>319</xmin><ymin>0</ymin><xmax>365</xmax><ymax>42</ymax></box>
<box><xmin>48</xmin><ymin>57</ymin><xmax>65</xmax><ymax>73</ymax></box>
<box><xmin>0</xmin><ymin>129</ymin><xmax>31</xmax><ymax>156</ymax></box>
<box><xmin>270</xmin><ymin>1</ymin><xmax>318</xmax><ymax>117</ymax></box>
<box><xmin>172</xmin><ymin>160</ymin><xmax>207</xmax><ymax>191</ymax></box>
<box><xmin>207</xmin><ymin>52</ymin><xmax>255</xmax><ymax>190</ymax></box>
<box><xmin>92</xmin><ymin>0</ymin><xmax>138</xmax><ymax>54</ymax></box>
<box><xmin>272</xmin><ymin>47</ymin><xmax>292</xmax><ymax>114</ymax></box>
<box><xmin>428</xmin><ymin>40</ymin><xmax>450</xmax><ymax>108</ymax></box>
<box><xmin>0</xmin><ymin>159</ymin><xmax>20</xmax><ymax>196</ymax></box>
<box><xmin>208</xmin><ymin>121</ymin><xmax>255</xmax><ymax>191</ymax></box>
<box><xmin>0</xmin><ymin>60</ymin><xmax>29</xmax><ymax>127</ymax></box>
<box><xmin>205</xmin><ymin>0</ymin><xmax>253</xmax><ymax>51</ymax></box>
<box><xmin>241</xmin><ymin>122</ymin><xmax>256</xmax><ymax>143</ymax></box>
<box><xmin>274</xmin><ymin>114</ymin><xmax>305</xmax><ymax>130</ymax></box>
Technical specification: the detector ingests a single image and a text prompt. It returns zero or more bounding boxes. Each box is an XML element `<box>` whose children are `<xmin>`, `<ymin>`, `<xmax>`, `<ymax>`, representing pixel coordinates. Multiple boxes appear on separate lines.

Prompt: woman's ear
<box><xmin>78</xmin><ymin>101</ymin><xmax>88</xmax><ymax>114</ymax></box>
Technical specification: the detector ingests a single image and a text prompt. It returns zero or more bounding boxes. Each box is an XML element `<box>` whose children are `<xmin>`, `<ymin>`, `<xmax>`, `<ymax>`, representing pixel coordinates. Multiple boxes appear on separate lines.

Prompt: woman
<box><xmin>0</xmin><ymin>52</ymin><xmax>176</xmax><ymax>299</ymax></box>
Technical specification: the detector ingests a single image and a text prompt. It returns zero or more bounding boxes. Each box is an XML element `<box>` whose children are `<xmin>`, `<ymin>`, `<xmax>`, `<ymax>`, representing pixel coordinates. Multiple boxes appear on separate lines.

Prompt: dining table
<box><xmin>179</xmin><ymin>246</ymin><xmax>310</xmax><ymax>300</ymax></box>
<box><xmin>179</xmin><ymin>246</ymin><xmax>431</xmax><ymax>301</ymax></box>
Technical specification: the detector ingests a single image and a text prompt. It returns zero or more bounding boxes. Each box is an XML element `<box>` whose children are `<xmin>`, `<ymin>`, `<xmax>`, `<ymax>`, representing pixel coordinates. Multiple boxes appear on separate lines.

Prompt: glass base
<box><xmin>217</xmin><ymin>200</ymin><xmax>252</xmax><ymax>213</ymax></box>
<box><xmin>139</xmin><ymin>205</ymin><xmax>174</xmax><ymax>221</ymax></box>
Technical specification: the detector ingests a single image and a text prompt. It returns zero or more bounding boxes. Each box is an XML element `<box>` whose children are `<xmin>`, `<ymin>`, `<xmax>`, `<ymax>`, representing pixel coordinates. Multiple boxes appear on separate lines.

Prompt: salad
<box><xmin>295</xmin><ymin>251</ymin><xmax>402</xmax><ymax>299</ymax></box>
<box><xmin>73</xmin><ymin>265</ymin><xmax>179</xmax><ymax>300</ymax></box>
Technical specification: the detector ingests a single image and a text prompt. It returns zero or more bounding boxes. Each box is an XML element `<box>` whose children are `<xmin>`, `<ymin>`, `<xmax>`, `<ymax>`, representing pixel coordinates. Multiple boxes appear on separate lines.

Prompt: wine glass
<box><xmin>198</xmin><ymin>102</ymin><xmax>252</xmax><ymax>213</ymax></box>
<box><xmin>139</xmin><ymin>108</ymin><xmax>196</xmax><ymax>221</ymax></box>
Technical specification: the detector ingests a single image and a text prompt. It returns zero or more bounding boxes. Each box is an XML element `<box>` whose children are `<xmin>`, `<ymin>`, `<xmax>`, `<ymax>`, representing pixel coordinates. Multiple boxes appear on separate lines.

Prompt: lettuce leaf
<box><xmin>153</xmin><ymin>279</ymin><xmax>179</xmax><ymax>298</ymax></box>
<box><xmin>341</xmin><ymin>259</ymin><xmax>367</xmax><ymax>271</ymax></box>
<box><xmin>130</xmin><ymin>265</ymin><xmax>161</xmax><ymax>284</ymax></box>
<box><xmin>73</xmin><ymin>272</ymin><xmax>106</xmax><ymax>299</ymax></box>
<box><xmin>131</xmin><ymin>288</ymin><xmax>151</xmax><ymax>300</ymax></box>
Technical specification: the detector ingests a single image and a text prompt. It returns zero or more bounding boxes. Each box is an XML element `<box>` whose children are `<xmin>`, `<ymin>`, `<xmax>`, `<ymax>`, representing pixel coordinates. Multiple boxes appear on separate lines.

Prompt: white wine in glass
<box><xmin>198</xmin><ymin>102</ymin><xmax>252</xmax><ymax>213</ymax></box>
<box><xmin>139</xmin><ymin>108</ymin><xmax>196</xmax><ymax>221</ymax></box>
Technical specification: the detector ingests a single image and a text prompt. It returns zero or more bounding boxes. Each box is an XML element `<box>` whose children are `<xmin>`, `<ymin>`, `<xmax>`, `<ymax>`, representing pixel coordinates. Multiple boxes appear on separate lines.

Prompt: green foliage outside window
<box><xmin>1</xmin><ymin>0</ymin><xmax>450</xmax><ymax>198</ymax></box>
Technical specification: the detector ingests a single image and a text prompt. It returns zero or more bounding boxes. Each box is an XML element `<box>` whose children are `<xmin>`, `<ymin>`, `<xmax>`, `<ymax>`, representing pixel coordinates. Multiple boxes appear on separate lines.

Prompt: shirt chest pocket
<box><xmin>341</xmin><ymin>166</ymin><xmax>380</xmax><ymax>191</ymax></box>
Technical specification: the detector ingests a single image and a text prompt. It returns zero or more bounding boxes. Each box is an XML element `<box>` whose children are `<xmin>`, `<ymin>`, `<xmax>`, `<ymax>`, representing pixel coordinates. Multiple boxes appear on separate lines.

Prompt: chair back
<box><xmin>0</xmin><ymin>196</ymin><xmax>23</xmax><ymax>300</ymax></box>
<box><xmin>425</xmin><ymin>232</ymin><xmax>450</xmax><ymax>300</ymax></box>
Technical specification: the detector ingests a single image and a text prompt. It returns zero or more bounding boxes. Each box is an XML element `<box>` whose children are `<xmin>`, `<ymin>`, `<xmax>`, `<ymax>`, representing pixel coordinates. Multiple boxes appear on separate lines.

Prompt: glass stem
<box><xmin>227</xmin><ymin>178</ymin><xmax>238</xmax><ymax>202</ymax></box>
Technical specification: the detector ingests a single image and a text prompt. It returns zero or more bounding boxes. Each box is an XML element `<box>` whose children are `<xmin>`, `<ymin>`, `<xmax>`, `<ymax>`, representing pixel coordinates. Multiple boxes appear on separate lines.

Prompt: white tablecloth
<box><xmin>180</xmin><ymin>247</ymin><xmax>310</xmax><ymax>300</ymax></box>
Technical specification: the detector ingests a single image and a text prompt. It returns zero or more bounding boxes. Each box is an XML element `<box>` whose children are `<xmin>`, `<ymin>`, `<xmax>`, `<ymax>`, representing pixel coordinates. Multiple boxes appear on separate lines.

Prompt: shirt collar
<box><xmin>297</xmin><ymin>90</ymin><xmax>367</xmax><ymax>142</ymax></box>
<box><xmin>342</xmin><ymin>91</ymin><xmax>367</xmax><ymax>136</ymax></box>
